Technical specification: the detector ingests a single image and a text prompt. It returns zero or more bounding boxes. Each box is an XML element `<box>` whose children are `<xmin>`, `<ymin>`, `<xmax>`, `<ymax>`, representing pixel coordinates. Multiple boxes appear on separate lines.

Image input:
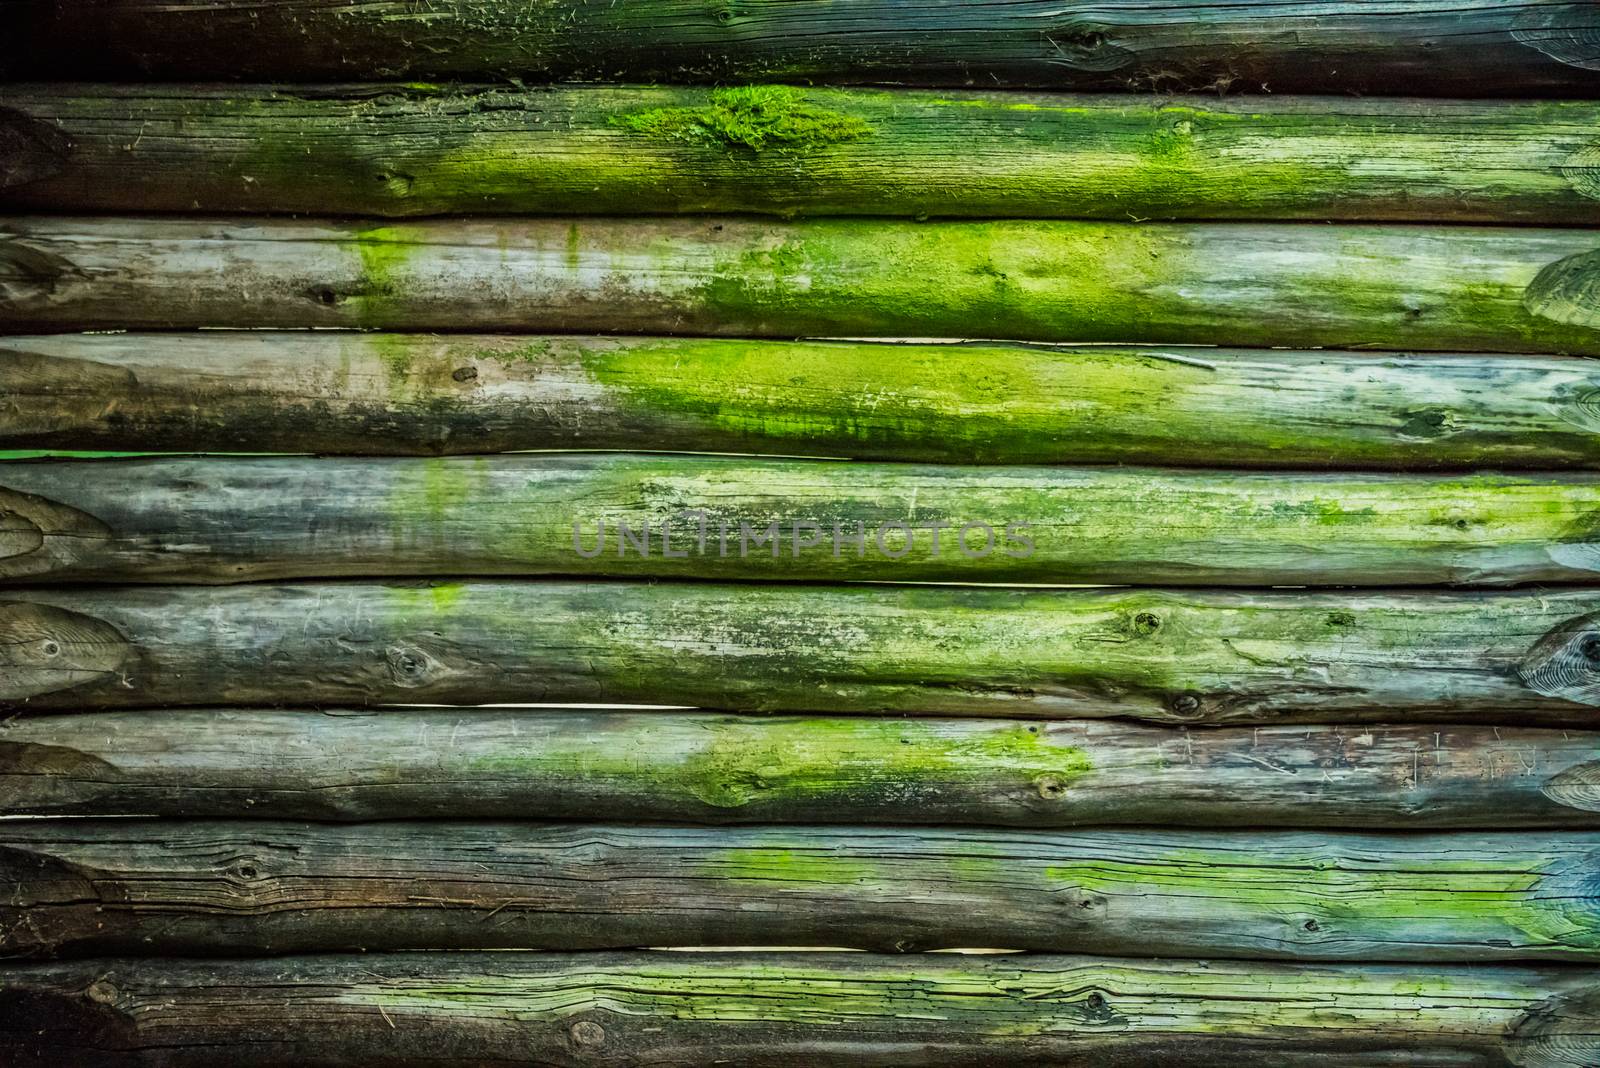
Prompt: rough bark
<box><xmin>4</xmin><ymin>0</ymin><xmax>1599</xmax><ymax>95</ymax></box>
<box><xmin>6</xmin><ymin>711</ymin><xmax>1599</xmax><ymax>828</ymax></box>
<box><xmin>11</xmin><ymin>334</ymin><xmax>1600</xmax><ymax>469</ymax></box>
<box><xmin>2</xmin><ymin>952</ymin><xmax>1598</xmax><ymax>1066</ymax></box>
<box><xmin>5</xmin><ymin>582</ymin><xmax>1600</xmax><ymax>723</ymax></box>
<box><xmin>7</xmin><ymin>85</ymin><xmax>1600</xmax><ymax>223</ymax></box>
<box><xmin>5</xmin><ymin>454</ymin><xmax>1600</xmax><ymax>586</ymax></box>
<box><xmin>4</xmin><ymin>217</ymin><xmax>1600</xmax><ymax>355</ymax></box>
<box><xmin>5</xmin><ymin>819</ymin><xmax>1600</xmax><ymax>961</ymax></box>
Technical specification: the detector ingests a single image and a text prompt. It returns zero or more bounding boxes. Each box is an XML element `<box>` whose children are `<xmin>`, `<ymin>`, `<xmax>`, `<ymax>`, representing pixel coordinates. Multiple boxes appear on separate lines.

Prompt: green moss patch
<box><xmin>612</xmin><ymin>86</ymin><xmax>872</xmax><ymax>152</ymax></box>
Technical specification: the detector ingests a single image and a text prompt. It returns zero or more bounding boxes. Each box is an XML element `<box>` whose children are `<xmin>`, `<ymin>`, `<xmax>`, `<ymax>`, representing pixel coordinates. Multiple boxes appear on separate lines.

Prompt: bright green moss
<box><xmin>612</xmin><ymin>85</ymin><xmax>873</xmax><ymax>151</ymax></box>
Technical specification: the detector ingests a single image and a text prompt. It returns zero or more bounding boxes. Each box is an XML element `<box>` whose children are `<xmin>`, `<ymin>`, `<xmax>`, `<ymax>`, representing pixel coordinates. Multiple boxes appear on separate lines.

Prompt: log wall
<box><xmin>5</xmin><ymin>11</ymin><xmax>1600</xmax><ymax>1065</ymax></box>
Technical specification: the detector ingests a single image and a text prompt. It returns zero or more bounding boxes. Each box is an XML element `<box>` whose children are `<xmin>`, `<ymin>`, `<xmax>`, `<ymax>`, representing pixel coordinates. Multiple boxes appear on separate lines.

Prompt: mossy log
<box><xmin>4</xmin><ymin>217</ymin><xmax>1600</xmax><ymax>354</ymax></box>
<box><xmin>8</xmin><ymin>711</ymin><xmax>1600</xmax><ymax>828</ymax></box>
<box><xmin>5</xmin><ymin>0</ymin><xmax>1600</xmax><ymax>95</ymax></box>
<box><xmin>6</xmin><ymin>582</ymin><xmax>1600</xmax><ymax>723</ymax></box>
<box><xmin>6</xmin><ymin>454</ymin><xmax>1600</xmax><ymax>586</ymax></box>
<box><xmin>3</xmin><ymin>952</ymin><xmax>1600</xmax><ymax>1067</ymax></box>
<box><xmin>7</xmin><ymin>85</ymin><xmax>1600</xmax><ymax>223</ymax></box>
<box><xmin>6</xmin><ymin>819</ymin><xmax>1600</xmax><ymax>961</ymax></box>
<box><xmin>12</xmin><ymin>334</ymin><xmax>1600</xmax><ymax>469</ymax></box>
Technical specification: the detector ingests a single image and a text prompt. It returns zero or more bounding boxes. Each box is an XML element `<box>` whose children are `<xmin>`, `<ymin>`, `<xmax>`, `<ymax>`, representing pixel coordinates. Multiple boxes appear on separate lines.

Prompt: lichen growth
<box><xmin>611</xmin><ymin>85</ymin><xmax>872</xmax><ymax>152</ymax></box>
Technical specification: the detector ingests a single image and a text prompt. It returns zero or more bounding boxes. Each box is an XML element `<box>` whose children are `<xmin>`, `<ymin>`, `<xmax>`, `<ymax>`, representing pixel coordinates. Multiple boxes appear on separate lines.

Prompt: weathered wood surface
<box><xmin>5</xmin><ymin>0</ymin><xmax>1600</xmax><ymax>95</ymax></box>
<box><xmin>7</xmin><ymin>454</ymin><xmax>1600</xmax><ymax>586</ymax></box>
<box><xmin>5</xmin><ymin>217</ymin><xmax>1600</xmax><ymax>354</ymax></box>
<box><xmin>5</xmin><ymin>820</ymin><xmax>1600</xmax><ymax>961</ymax></box>
<box><xmin>6</xmin><ymin>582</ymin><xmax>1600</xmax><ymax>723</ymax></box>
<box><xmin>3</xmin><ymin>952</ymin><xmax>1599</xmax><ymax>1067</ymax></box>
<box><xmin>13</xmin><ymin>334</ymin><xmax>1600</xmax><ymax>469</ymax></box>
<box><xmin>8</xmin><ymin>711</ymin><xmax>1600</xmax><ymax>828</ymax></box>
<box><xmin>8</xmin><ymin>86</ymin><xmax>1600</xmax><ymax>223</ymax></box>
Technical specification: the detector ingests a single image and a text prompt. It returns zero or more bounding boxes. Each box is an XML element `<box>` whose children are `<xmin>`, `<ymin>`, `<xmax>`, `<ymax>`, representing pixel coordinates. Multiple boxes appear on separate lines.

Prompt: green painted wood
<box><xmin>5</xmin><ymin>582</ymin><xmax>1600</xmax><ymax>723</ymax></box>
<box><xmin>10</xmin><ymin>334</ymin><xmax>1600</xmax><ymax>468</ymax></box>
<box><xmin>3</xmin><ymin>952</ymin><xmax>1598</xmax><ymax>1065</ymax></box>
<box><xmin>4</xmin><ymin>820</ymin><xmax>1599</xmax><ymax>960</ymax></box>
<box><xmin>4</xmin><ymin>0</ymin><xmax>1599</xmax><ymax>95</ymax></box>
<box><xmin>5</xmin><ymin>454</ymin><xmax>1600</xmax><ymax>586</ymax></box>
<box><xmin>7</xmin><ymin>711</ymin><xmax>1597</xmax><ymax>828</ymax></box>
<box><xmin>7</xmin><ymin>86</ymin><xmax>1600</xmax><ymax>222</ymax></box>
<box><xmin>5</xmin><ymin>216</ymin><xmax>1598</xmax><ymax>354</ymax></box>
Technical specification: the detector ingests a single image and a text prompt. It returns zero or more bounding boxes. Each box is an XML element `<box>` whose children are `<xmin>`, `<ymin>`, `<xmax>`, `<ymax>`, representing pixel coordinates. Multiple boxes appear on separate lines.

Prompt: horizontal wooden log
<box><xmin>8</xmin><ymin>711</ymin><xmax>1600</xmax><ymax>828</ymax></box>
<box><xmin>8</xmin><ymin>86</ymin><xmax>1600</xmax><ymax>223</ymax></box>
<box><xmin>5</xmin><ymin>0</ymin><xmax>1600</xmax><ymax>96</ymax></box>
<box><xmin>6</xmin><ymin>454</ymin><xmax>1600</xmax><ymax>587</ymax></box>
<box><xmin>13</xmin><ymin>334</ymin><xmax>1600</xmax><ymax>469</ymax></box>
<box><xmin>4</xmin><ymin>952</ymin><xmax>1599</xmax><ymax>1066</ymax></box>
<box><xmin>4</xmin><ymin>217</ymin><xmax>1600</xmax><ymax>354</ymax></box>
<box><xmin>5</xmin><ymin>582</ymin><xmax>1600</xmax><ymax>723</ymax></box>
<box><xmin>7</xmin><ymin>820</ymin><xmax>1600</xmax><ymax>961</ymax></box>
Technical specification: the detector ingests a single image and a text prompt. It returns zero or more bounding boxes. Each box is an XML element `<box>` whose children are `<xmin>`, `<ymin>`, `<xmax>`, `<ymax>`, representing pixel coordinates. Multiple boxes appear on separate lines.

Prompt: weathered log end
<box><xmin>1564</xmin><ymin>141</ymin><xmax>1600</xmax><ymax>201</ymax></box>
<box><xmin>1525</xmin><ymin>248</ymin><xmax>1600</xmax><ymax>329</ymax></box>
<box><xmin>0</xmin><ymin>109</ymin><xmax>70</xmax><ymax>191</ymax></box>
<box><xmin>1509</xmin><ymin>987</ymin><xmax>1600</xmax><ymax>1068</ymax></box>
<box><xmin>0</xmin><ymin>980</ymin><xmax>136</xmax><ymax>1065</ymax></box>
<box><xmin>0</xmin><ymin>602</ymin><xmax>127</xmax><ymax>702</ymax></box>
<box><xmin>0</xmin><ymin>237</ymin><xmax>84</xmax><ymax>305</ymax></box>
<box><xmin>1543</xmin><ymin>761</ymin><xmax>1600</xmax><ymax>814</ymax></box>
<box><xmin>1520</xmin><ymin>613</ymin><xmax>1600</xmax><ymax>708</ymax></box>
<box><xmin>0</xmin><ymin>488</ymin><xmax>110</xmax><ymax>580</ymax></box>
<box><xmin>1512</xmin><ymin>5</ymin><xmax>1600</xmax><ymax>71</ymax></box>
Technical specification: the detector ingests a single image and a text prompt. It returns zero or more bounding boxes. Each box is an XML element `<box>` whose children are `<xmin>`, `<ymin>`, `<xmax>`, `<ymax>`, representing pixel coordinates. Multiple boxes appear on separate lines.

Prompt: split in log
<box><xmin>6</xmin><ymin>454</ymin><xmax>1600</xmax><ymax>586</ymax></box>
<box><xmin>5</xmin><ymin>0</ymin><xmax>1600</xmax><ymax>95</ymax></box>
<box><xmin>7</xmin><ymin>819</ymin><xmax>1600</xmax><ymax>960</ymax></box>
<box><xmin>12</xmin><ymin>334</ymin><xmax>1600</xmax><ymax>468</ymax></box>
<box><xmin>6</xmin><ymin>711</ymin><xmax>1599</xmax><ymax>828</ymax></box>
<box><xmin>2</xmin><ymin>952</ymin><xmax>1599</xmax><ymax>1066</ymax></box>
<box><xmin>7</xmin><ymin>86</ymin><xmax>1600</xmax><ymax>223</ymax></box>
<box><xmin>6</xmin><ymin>582</ymin><xmax>1600</xmax><ymax>723</ymax></box>
<box><xmin>4</xmin><ymin>217</ymin><xmax>1600</xmax><ymax>354</ymax></box>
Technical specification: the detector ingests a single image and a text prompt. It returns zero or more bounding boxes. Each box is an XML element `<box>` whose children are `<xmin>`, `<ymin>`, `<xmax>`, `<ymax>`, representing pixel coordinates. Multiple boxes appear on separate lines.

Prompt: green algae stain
<box><xmin>465</xmin><ymin>717</ymin><xmax>1093</xmax><ymax>814</ymax></box>
<box><xmin>385</xmin><ymin>457</ymin><xmax>492</xmax><ymax>550</ymax></box>
<box><xmin>612</xmin><ymin>85</ymin><xmax>873</xmax><ymax>152</ymax></box>
<box><xmin>708</xmin><ymin>846</ymin><xmax>878</xmax><ymax>885</ymax></box>
<box><xmin>577</xmin><ymin>337</ymin><xmax>1200</xmax><ymax>461</ymax></box>
<box><xmin>349</xmin><ymin>225</ymin><xmax>414</xmax><ymax>327</ymax></box>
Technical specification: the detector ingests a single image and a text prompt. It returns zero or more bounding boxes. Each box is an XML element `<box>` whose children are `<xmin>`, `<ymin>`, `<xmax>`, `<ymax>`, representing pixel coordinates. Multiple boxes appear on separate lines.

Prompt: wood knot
<box><xmin>1519</xmin><ymin>613</ymin><xmax>1600</xmax><ymax>707</ymax></box>
<box><xmin>0</xmin><ymin>601</ymin><xmax>130</xmax><ymax>702</ymax></box>
<box><xmin>1034</xmin><ymin>774</ymin><xmax>1069</xmax><ymax>799</ymax></box>
<box><xmin>568</xmin><ymin>1020</ymin><xmax>606</xmax><ymax>1048</ymax></box>
<box><xmin>1168</xmin><ymin>693</ymin><xmax>1204</xmax><ymax>718</ymax></box>
<box><xmin>383</xmin><ymin>641</ymin><xmax>446</xmax><ymax>689</ymax></box>
<box><xmin>83</xmin><ymin>981</ymin><xmax>116</xmax><ymax>1006</ymax></box>
<box><xmin>1041</xmin><ymin>19</ymin><xmax>1133</xmax><ymax>72</ymax></box>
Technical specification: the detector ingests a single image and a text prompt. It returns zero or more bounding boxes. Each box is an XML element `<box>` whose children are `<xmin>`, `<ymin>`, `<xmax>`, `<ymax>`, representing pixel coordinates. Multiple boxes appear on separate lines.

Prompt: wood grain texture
<box><xmin>4</xmin><ymin>216</ymin><xmax>1600</xmax><ymax>354</ymax></box>
<box><xmin>11</xmin><ymin>334</ymin><xmax>1600</xmax><ymax>468</ymax></box>
<box><xmin>5</xmin><ymin>454</ymin><xmax>1600</xmax><ymax>586</ymax></box>
<box><xmin>3</xmin><ymin>952</ymin><xmax>1599</xmax><ymax>1066</ymax></box>
<box><xmin>6</xmin><ymin>819</ymin><xmax>1600</xmax><ymax>961</ymax></box>
<box><xmin>5</xmin><ymin>582</ymin><xmax>1600</xmax><ymax>723</ymax></box>
<box><xmin>7</xmin><ymin>85</ymin><xmax>1600</xmax><ymax>222</ymax></box>
<box><xmin>4</xmin><ymin>0</ymin><xmax>1600</xmax><ymax>94</ymax></box>
<box><xmin>7</xmin><ymin>711</ymin><xmax>1599</xmax><ymax>828</ymax></box>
